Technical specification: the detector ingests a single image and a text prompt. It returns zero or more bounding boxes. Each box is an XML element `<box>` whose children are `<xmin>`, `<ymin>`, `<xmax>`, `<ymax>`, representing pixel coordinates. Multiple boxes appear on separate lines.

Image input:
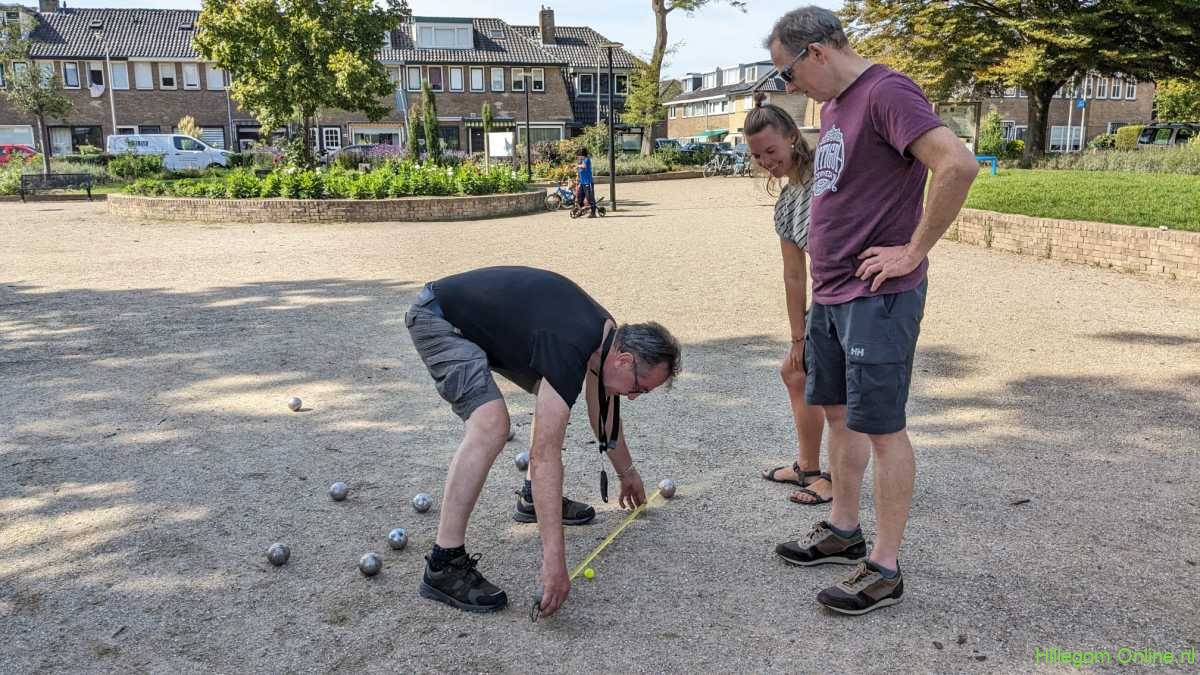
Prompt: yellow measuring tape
<box><xmin>531</xmin><ymin>488</ymin><xmax>662</xmax><ymax>622</ymax></box>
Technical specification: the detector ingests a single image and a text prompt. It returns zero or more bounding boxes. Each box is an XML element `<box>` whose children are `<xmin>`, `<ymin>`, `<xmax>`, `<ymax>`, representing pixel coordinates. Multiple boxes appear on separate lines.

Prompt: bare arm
<box><xmin>780</xmin><ymin>239</ymin><xmax>808</xmax><ymax>339</ymax></box>
<box><xmin>855</xmin><ymin>125</ymin><xmax>980</xmax><ymax>291</ymax></box>
<box><xmin>531</xmin><ymin>379</ymin><xmax>571</xmax><ymax>616</ymax></box>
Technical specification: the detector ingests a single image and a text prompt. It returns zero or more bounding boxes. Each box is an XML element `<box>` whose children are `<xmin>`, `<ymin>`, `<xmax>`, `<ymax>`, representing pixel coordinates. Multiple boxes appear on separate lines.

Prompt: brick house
<box><xmin>972</xmin><ymin>76</ymin><xmax>1155</xmax><ymax>151</ymax></box>
<box><xmin>0</xmin><ymin>3</ymin><xmax>633</xmax><ymax>156</ymax></box>
<box><xmin>663</xmin><ymin>62</ymin><xmax>812</xmax><ymax>145</ymax></box>
<box><xmin>512</xmin><ymin>8</ymin><xmax>641</xmax><ymax>149</ymax></box>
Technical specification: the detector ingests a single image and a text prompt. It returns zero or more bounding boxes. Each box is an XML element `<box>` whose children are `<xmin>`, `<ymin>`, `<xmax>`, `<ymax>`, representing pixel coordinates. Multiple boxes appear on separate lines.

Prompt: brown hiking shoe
<box><xmin>775</xmin><ymin>520</ymin><xmax>867</xmax><ymax>566</ymax></box>
<box><xmin>817</xmin><ymin>560</ymin><xmax>904</xmax><ymax>615</ymax></box>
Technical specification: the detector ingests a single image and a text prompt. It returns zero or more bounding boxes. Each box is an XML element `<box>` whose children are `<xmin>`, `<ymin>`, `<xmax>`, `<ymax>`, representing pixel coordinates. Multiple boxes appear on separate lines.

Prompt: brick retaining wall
<box><xmin>946</xmin><ymin>209</ymin><xmax>1200</xmax><ymax>282</ymax></box>
<box><xmin>107</xmin><ymin>190</ymin><xmax>545</xmax><ymax>224</ymax></box>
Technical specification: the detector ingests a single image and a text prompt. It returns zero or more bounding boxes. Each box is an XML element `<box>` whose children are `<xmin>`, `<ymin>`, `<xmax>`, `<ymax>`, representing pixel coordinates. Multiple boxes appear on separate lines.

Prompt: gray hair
<box><xmin>617</xmin><ymin>322</ymin><xmax>682</xmax><ymax>385</ymax></box>
<box><xmin>763</xmin><ymin>6</ymin><xmax>848</xmax><ymax>53</ymax></box>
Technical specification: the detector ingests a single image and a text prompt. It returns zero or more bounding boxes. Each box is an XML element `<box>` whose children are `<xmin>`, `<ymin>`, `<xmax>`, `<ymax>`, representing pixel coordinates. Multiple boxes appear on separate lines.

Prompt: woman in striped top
<box><xmin>747</xmin><ymin>93</ymin><xmax>831</xmax><ymax>506</ymax></box>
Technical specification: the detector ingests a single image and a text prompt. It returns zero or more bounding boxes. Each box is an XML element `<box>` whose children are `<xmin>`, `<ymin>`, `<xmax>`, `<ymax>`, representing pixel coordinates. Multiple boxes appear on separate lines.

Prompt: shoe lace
<box><xmin>843</xmin><ymin>563</ymin><xmax>874</xmax><ymax>590</ymax></box>
<box><xmin>798</xmin><ymin>522</ymin><xmax>827</xmax><ymax>545</ymax></box>
<box><xmin>451</xmin><ymin>552</ymin><xmax>485</xmax><ymax>585</ymax></box>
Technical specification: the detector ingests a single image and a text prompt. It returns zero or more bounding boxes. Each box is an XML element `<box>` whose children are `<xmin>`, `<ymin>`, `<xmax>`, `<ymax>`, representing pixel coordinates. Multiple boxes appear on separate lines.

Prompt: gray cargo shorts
<box><xmin>804</xmin><ymin>280</ymin><xmax>927</xmax><ymax>435</ymax></box>
<box><xmin>405</xmin><ymin>285</ymin><xmax>503</xmax><ymax>421</ymax></box>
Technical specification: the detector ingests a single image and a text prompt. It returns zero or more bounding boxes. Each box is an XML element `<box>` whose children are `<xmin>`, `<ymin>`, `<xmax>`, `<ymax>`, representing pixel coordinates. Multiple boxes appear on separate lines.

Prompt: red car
<box><xmin>0</xmin><ymin>144</ymin><xmax>36</xmax><ymax>164</ymax></box>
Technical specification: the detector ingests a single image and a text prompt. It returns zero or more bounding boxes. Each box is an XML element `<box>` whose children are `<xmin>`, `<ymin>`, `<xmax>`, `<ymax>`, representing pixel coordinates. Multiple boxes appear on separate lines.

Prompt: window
<box><xmin>138</xmin><ymin>125</ymin><xmax>161</xmax><ymax>134</ymax></box>
<box><xmin>173</xmin><ymin>135</ymin><xmax>204</xmax><ymax>151</ymax></box>
<box><xmin>1049</xmin><ymin>125</ymin><xmax>1082</xmax><ymax>153</ymax></box>
<box><xmin>437</xmin><ymin>125</ymin><xmax>460</xmax><ymax>150</ymax></box>
<box><xmin>427</xmin><ymin>66</ymin><xmax>443</xmax><ymax>92</ymax></box>
<box><xmin>159</xmin><ymin>63</ymin><xmax>176</xmax><ymax>89</ymax></box>
<box><xmin>182</xmin><ymin>63</ymin><xmax>200</xmax><ymax>89</ymax></box>
<box><xmin>615</xmin><ymin>74</ymin><xmax>627</xmax><ymax>95</ymax></box>
<box><xmin>668</xmin><ymin>106</ymin><xmax>675</xmax><ymax>119</ymax></box>
<box><xmin>322</xmin><ymin>127</ymin><xmax>341</xmax><ymax>151</ymax></box>
<box><xmin>434</xmin><ymin>28</ymin><xmax>456</xmax><ymax>47</ymax></box>
<box><xmin>511</xmin><ymin>67</ymin><xmax>525</xmax><ymax>92</ymax></box>
<box><xmin>88</xmin><ymin>61</ymin><xmax>104</xmax><ymax>87</ymax></box>
<box><xmin>449</xmin><ymin>66</ymin><xmax>463</xmax><ymax>92</ymax></box>
<box><xmin>1003</xmin><ymin>87</ymin><xmax>1016</xmax><ymax>98</ymax></box>
<box><xmin>744</xmin><ymin>95</ymin><xmax>753</xmax><ymax>110</ymax></box>
<box><xmin>406</xmin><ymin>66</ymin><xmax>421</xmax><ymax>91</ymax></box>
<box><xmin>62</xmin><ymin>62</ymin><xmax>80</xmax><ymax>88</ymax></box>
<box><xmin>206</xmin><ymin>64</ymin><xmax>226</xmax><ymax>90</ymax></box>
<box><xmin>134</xmin><ymin>62</ymin><xmax>153</xmax><ymax>89</ymax></box>
<box><xmin>577</xmin><ymin>73</ymin><xmax>593</xmax><ymax>95</ymax></box>
<box><xmin>13</xmin><ymin>62</ymin><xmax>28</xmax><ymax>79</ymax></box>
<box><xmin>516</xmin><ymin>126</ymin><xmax>562</xmax><ymax>145</ymax></box>
<box><xmin>1125</xmin><ymin>79</ymin><xmax>1136</xmax><ymax>100</ymax></box>
<box><xmin>1177</xmin><ymin>127</ymin><xmax>1194</xmax><ymax>145</ymax></box>
<box><xmin>1107</xmin><ymin>122</ymin><xmax>1127</xmax><ymax>134</ymax></box>
<box><xmin>599</xmin><ymin>73</ymin><xmax>609</xmax><ymax>94</ymax></box>
<box><xmin>115</xmin><ymin>125</ymin><xmax>137</xmax><ymax>135</ymax></box>
<box><xmin>1083</xmin><ymin>75</ymin><xmax>1093</xmax><ymax>99</ymax></box>
<box><xmin>702</xmin><ymin>72</ymin><xmax>715</xmax><ymax>89</ymax></box>
<box><xmin>1096</xmin><ymin>77</ymin><xmax>1108</xmax><ymax>99</ymax></box>
<box><xmin>531</xmin><ymin>68</ymin><xmax>544</xmax><ymax>92</ymax></box>
<box><xmin>0</xmin><ymin>64</ymin><xmax>5</xmax><ymax>88</ymax></box>
<box><xmin>308</xmin><ymin>126</ymin><xmax>319</xmax><ymax>149</ymax></box>
<box><xmin>470</xmin><ymin>66</ymin><xmax>484</xmax><ymax>91</ymax></box>
<box><xmin>109</xmin><ymin>62</ymin><xmax>128</xmax><ymax>90</ymax></box>
<box><xmin>1001</xmin><ymin>121</ymin><xmax>1016</xmax><ymax>141</ymax></box>
<box><xmin>490</xmin><ymin>67</ymin><xmax>504</xmax><ymax>92</ymax></box>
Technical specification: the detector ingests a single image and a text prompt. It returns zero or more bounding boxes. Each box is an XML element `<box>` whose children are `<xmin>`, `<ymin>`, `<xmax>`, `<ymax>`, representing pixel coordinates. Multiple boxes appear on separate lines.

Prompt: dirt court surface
<box><xmin>2</xmin><ymin>178</ymin><xmax>1198</xmax><ymax>673</ymax></box>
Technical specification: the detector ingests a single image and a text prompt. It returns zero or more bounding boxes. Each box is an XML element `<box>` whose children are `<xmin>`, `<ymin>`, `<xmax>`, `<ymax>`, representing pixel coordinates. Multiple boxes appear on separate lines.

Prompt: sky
<box><xmin>54</xmin><ymin>0</ymin><xmax>844</xmax><ymax>78</ymax></box>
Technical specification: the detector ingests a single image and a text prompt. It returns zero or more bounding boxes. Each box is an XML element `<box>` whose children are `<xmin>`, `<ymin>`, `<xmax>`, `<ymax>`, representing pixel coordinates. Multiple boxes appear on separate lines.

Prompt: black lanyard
<box><xmin>595</xmin><ymin>327</ymin><xmax>620</xmax><ymax>502</ymax></box>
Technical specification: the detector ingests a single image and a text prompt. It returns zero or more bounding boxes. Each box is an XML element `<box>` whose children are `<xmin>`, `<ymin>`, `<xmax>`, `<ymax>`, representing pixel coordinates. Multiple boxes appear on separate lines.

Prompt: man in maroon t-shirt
<box><xmin>764</xmin><ymin>6</ymin><xmax>979</xmax><ymax>615</ymax></box>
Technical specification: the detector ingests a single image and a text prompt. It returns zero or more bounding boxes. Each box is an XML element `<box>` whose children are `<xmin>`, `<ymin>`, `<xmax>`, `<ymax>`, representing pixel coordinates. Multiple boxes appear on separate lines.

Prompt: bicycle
<box><xmin>702</xmin><ymin>153</ymin><xmax>732</xmax><ymax>178</ymax></box>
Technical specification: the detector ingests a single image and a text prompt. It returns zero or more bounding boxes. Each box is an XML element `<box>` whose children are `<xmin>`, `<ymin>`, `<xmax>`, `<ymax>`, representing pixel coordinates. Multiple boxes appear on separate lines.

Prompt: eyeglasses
<box><xmin>628</xmin><ymin>353</ymin><xmax>650</xmax><ymax>395</ymax></box>
<box><xmin>777</xmin><ymin>47</ymin><xmax>809</xmax><ymax>84</ymax></box>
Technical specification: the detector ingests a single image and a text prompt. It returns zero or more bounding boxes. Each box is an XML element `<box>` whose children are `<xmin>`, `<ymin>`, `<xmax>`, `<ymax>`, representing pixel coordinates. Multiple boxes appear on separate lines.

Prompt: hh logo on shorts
<box><xmin>813</xmin><ymin>126</ymin><xmax>845</xmax><ymax>197</ymax></box>
<box><xmin>850</xmin><ymin>346</ymin><xmax>865</xmax><ymax>358</ymax></box>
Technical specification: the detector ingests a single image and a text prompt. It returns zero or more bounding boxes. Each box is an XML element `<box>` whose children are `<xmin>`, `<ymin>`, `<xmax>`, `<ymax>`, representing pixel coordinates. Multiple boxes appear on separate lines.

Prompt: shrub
<box><xmin>108</xmin><ymin>152</ymin><xmax>166</xmax><ymax>180</ymax></box>
<box><xmin>77</xmin><ymin>144</ymin><xmax>104</xmax><ymax>156</ymax></box>
<box><xmin>654</xmin><ymin>146</ymin><xmax>682</xmax><ymax>169</ymax></box>
<box><xmin>1087</xmin><ymin>134</ymin><xmax>1117</xmax><ymax>151</ymax></box>
<box><xmin>1033</xmin><ymin>142</ymin><xmax>1200</xmax><ymax>175</ymax></box>
<box><xmin>0</xmin><ymin>161</ymin><xmax>22</xmax><ymax>195</ymax></box>
<box><xmin>594</xmin><ymin>155</ymin><xmax>669</xmax><ymax>176</ymax></box>
<box><xmin>1114</xmin><ymin>125</ymin><xmax>1143</xmax><ymax>151</ymax></box>
<box><xmin>259</xmin><ymin>172</ymin><xmax>282</xmax><ymax>198</ymax></box>
<box><xmin>1002</xmin><ymin>139</ymin><xmax>1024</xmax><ymax>160</ymax></box>
<box><xmin>977</xmin><ymin>110</ymin><xmax>1006</xmax><ymax>156</ymax></box>
<box><xmin>224</xmin><ymin>169</ymin><xmax>260</xmax><ymax>199</ymax></box>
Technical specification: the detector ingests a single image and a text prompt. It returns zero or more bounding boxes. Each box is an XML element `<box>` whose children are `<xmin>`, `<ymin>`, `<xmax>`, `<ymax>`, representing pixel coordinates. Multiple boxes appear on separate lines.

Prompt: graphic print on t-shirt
<box><xmin>813</xmin><ymin>126</ymin><xmax>845</xmax><ymax>197</ymax></box>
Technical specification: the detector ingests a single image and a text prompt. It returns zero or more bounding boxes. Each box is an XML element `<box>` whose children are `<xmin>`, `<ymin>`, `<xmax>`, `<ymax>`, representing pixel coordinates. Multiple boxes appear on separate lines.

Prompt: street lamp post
<box><xmin>601</xmin><ymin>42</ymin><xmax>622</xmax><ymax>212</ymax></box>
<box><xmin>93</xmin><ymin>32</ymin><xmax>118</xmax><ymax>140</ymax></box>
<box><xmin>524</xmin><ymin>73</ymin><xmax>532</xmax><ymax>182</ymax></box>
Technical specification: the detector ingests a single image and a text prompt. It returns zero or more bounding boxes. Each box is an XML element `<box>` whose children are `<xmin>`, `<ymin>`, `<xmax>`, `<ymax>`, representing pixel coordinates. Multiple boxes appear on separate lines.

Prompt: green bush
<box><xmin>654</xmin><ymin>146</ymin><xmax>681</xmax><ymax>169</ymax></box>
<box><xmin>1115</xmin><ymin>125</ymin><xmax>1144</xmax><ymax>151</ymax></box>
<box><xmin>594</xmin><ymin>155</ymin><xmax>669</xmax><ymax>176</ymax></box>
<box><xmin>108</xmin><ymin>152</ymin><xmax>166</xmax><ymax>181</ymax></box>
<box><xmin>295</xmin><ymin>171</ymin><xmax>324</xmax><ymax>199</ymax></box>
<box><xmin>1033</xmin><ymin>142</ymin><xmax>1200</xmax><ymax>174</ymax></box>
<box><xmin>977</xmin><ymin>110</ymin><xmax>1006</xmax><ymax>156</ymax></box>
<box><xmin>1002</xmin><ymin>139</ymin><xmax>1025</xmax><ymax>160</ymax></box>
<box><xmin>259</xmin><ymin>172</ymin><xmax>282</xmax><ymax>198</ymax></box>
<box><xmin>77</xmin><ymin>144</ymin><xmax>104</xmax><ymax>156</ymax></box>
<box><xmin>1087</xmin><ymin>134</ymin><xmax>1117</xmax><ymax>151</ymax></box>
<box><xmin>224</xmin><ymin>169</ymin><xmax>259</xmax><ymax>199</ymax></box>
<box><xmin>0</xmin><ymin>161</ymin><xmax>22</xmax><ymax>195</ymax></box>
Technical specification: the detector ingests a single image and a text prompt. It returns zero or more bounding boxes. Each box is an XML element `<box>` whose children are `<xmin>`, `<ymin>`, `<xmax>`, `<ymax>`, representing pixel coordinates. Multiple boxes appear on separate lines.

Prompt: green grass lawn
<box><xmin>966</xmin><ymin>169</ymin><xmax>1200</xmax><ymax>232</ymax></box>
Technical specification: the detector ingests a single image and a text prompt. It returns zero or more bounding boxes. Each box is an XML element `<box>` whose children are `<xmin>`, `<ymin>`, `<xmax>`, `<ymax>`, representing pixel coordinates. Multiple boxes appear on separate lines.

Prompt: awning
<box><xmin>462</xmin><ymin>118</ymin><xmax>517</xmax><ymax>129</ymax></box>
<box><xmin>696</xmin><ymin>128</ymin><xmax>728</xmax><ymax>138</ymax></box>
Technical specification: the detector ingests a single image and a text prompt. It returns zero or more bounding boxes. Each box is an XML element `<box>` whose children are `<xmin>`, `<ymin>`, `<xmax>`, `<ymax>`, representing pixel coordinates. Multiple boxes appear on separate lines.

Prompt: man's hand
<box><xmin>856</xmin><ymin>244</ymin><xmax>921</xmax><ymax>292</ymax></box>
<box><xmin>618</xmin><ymin>470</ymin><xmax>646</xmax><ymax>509</ymax></box>
<box><xmin>538</xmin><ymin>559</ymin><xmax>571</xmax><ymax>617</ymax></box>
<box><xmin>787</xmin><ymin>339</ymin><xmax>805</xmax><ymax>373</ymax></box>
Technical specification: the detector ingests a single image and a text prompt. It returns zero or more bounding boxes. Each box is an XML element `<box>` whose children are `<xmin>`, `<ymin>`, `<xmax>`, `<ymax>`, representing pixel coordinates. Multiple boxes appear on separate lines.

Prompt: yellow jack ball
<box><xmin>583</xmin><ymin>567</ymin><xmax>595</xmax><ymax>580</ymax></box>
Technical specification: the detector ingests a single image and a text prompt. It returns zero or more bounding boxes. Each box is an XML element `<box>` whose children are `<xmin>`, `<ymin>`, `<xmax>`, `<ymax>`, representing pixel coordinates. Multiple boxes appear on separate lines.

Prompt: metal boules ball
<box><xmin>266</xmin><ymin>543</ymin><xmax>290</xmax><ymax>566</ymax></box>
<box><xmin>411</xmin><ymin>493</ymin><xmax>432</xmax><ymax>513</ymax></box>
<box><xmin>329</xmin><ymin>482</ymin><xmax>349</xmax><ymax>502</ymax></box>
<box><xmin>658</xmin><ymin>478</ymin><xmax>676</xmax><ymax>499</ymax></box>
<box><xmin>533</xmin><ymin>585</ymin><xmax>544</xmax><ymax>605</ymax></box>
<box><xmin>358</xmin><ymin>551</ymin><xmax>382</xmax><ymax>577</ymax></box>
<box><xmin>514</xmin><ymin>451</ymin><xmax>530</xmax><ymax>472</ymax></box>
<box><xmin>387</xmin><ymin>528</ymin><xmax>408</xmax><ymax>550</ymax></box>
<box><xmin>287</xmin><ymin>397</ymin><xmax>302</xmax><ymax>412</ymax></box>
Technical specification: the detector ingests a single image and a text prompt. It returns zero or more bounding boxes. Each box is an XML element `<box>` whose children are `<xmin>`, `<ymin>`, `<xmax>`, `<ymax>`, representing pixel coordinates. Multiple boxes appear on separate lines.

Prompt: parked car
<box><xmin>653</xmin><ymin>138</ymin><xmax>681</xmax><ymax>151</ymax></box>
<box><xmin>1136</xmin><ymin>122</ymin><xmax>1199</xmax><ymax>148</ymax></box>
<box><xmin>106</xmin><ymin>134</ymin><xmax>234</xmax><ymax>171</ymax></box>
<box><xmin>0</xmin><ymin>144</ymin><xmax>36</xmax><ymax>164</ymax></box>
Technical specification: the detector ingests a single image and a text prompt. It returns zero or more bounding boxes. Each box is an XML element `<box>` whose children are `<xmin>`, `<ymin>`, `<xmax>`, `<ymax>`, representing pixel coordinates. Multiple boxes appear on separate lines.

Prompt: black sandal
<box><xmin>761</xmin><ymin>462</ymin><xmax>823</xmax><ymax>487</ymax></box>
<box><xmin>789</xmin><ymin>472</ymin><xmax>832</xmax><ymax>505</ymax></box>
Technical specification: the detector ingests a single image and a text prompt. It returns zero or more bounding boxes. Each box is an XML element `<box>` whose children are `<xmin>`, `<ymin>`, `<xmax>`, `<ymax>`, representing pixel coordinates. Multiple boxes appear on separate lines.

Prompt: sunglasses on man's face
<box><xmin>777</xmin><ymin>47</ymin><xmax>809</xmax><ymax>84</ymax></box>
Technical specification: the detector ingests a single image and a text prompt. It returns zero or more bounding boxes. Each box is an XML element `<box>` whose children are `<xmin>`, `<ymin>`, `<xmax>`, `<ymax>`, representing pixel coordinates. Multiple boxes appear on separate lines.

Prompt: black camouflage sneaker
<box><xmin>775</xmin><ymin>520</ymin><xmax>867</xmax><ymax>566</ymax></box>
<box><xmin>512</xmin><ymin>491</ymin><xmax>596</xmax><ymax>525</ymax></box>
<box><xmin>418</xmin><ymin>552</ymin><xmax>508</xmax><ymax>613</ymax></box>
<box><xmin>817</xmin><ymin>560</ymin><xmax>904</xmax><ymax>615</ymax></box>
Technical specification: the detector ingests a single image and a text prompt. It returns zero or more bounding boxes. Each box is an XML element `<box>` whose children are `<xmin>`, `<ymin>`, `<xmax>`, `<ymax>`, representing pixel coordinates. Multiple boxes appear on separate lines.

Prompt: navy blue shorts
<box><xmin>804</xmin><ymin>280</ymin><xmax>927</xmax><ymax>435</ymax></box>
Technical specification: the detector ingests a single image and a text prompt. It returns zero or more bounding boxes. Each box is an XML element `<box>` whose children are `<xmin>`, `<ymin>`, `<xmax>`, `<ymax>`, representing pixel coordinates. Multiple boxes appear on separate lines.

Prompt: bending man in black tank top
<box><xmin>404</xmin><ymin>266</ymin><xmax>682</xmax><ymax>617</ymax></box>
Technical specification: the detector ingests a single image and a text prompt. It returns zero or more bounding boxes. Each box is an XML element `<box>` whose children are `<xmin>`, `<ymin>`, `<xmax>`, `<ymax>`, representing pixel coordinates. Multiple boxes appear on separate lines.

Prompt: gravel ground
<box><xmin>1</xmin><ymin>178</ymin><xmax>1198</xmax><ymax>674</ymax></box>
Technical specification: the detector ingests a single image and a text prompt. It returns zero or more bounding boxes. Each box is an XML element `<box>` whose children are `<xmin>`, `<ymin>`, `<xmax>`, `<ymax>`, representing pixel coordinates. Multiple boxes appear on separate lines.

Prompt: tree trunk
<box><xmin>36</xmin><ymin>112</ymin><xmax>51</xmax><ymax>176</ymax></box>
<box><xmin>642</xmin><ymin>0</ymin><xmax>671</xmax><ymax>157</ymax></box>
<box><xmin>483</xmin><ymin>130</ymin><xmax>490</xmax><ymax>170</ymax></box>
<box><xmin>1024</xmin><ymin>81</ymin><xmax>1059</xmax><ymax>167</ymax></box>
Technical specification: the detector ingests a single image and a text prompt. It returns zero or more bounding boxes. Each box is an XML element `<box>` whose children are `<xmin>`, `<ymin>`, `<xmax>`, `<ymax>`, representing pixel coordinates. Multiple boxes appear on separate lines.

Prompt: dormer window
<box><xmin>413</xmin><ymin>20</ymin><xmax>473</xmax><ymax>49</ymax></box>
<box><xmin>488</xmin><ymin>29</ymin><xmax>504</xmax><ymax>39</ymax></box>
<box><xmin>88</xmin><ymin>19</ymin><xmax>104</xmax><ymax>30</ymax></box>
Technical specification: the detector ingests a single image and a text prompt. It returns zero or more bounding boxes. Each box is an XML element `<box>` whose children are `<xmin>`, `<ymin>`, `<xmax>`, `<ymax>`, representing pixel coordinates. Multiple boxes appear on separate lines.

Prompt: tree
<box><xmin>177</xmin><ymin>115</ymin><xmax>202</xmax><ymax>141</ymax></box>
<box><xmin>481</xmin><ymin>102</ymin><xmax>494</xmax><ymax>169</ymax></box>
<box><xmin>1</xmin><ymin>21</ymin><xmax>72</xmax><ymax>176</ymax></box>
<box><xmin>195</xmin><ymin>0</ymin><xmax>411</xmax><ymax>168</ymax></box>
<box><xmin>405</xmin><ymin>104</ymin><xmax>422</xmax><ymax>162</ymax></box>
<box><xmin>840</xmin><ymin>1</ymin><xmax>1200</xmax><ymax>163</ymax></box>
<box><xmin>621</xmin><ymin>58</ymin><xmax>665</xmax><ymax>156</ymax></box>
<box><xmin>977</xmin><ymin>109</ymin><xmax>1004</xmax><ymax>156</ymax></box>
<box><xmin>420</xmin><ymin>79</ymin><xmax>441</xmax><ymax>165</ymax></box>
<box><xmin>1155</xmin><ymin>79</ymin><xmax>1200</xmax><ymax>122</ymax></box>
<box><xmin>643</xmin><ymin>0</ymin><xmax>746</xmax><ymax>156</ymax></box>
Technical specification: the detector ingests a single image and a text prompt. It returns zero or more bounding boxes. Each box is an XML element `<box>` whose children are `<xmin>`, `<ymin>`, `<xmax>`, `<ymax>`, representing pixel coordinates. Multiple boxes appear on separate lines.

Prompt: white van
<box><xmin>106</xmin><ymin>134</ymin><xmax>234</xmax><ymax>171</ymax></box>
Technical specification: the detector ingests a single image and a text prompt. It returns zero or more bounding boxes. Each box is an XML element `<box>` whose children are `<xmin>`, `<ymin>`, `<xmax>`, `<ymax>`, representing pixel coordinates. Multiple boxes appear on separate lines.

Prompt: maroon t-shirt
<box><xmin>809</xmin><ymin>64</ymin><xmax>945</xmax><ymax>305</ymax></box>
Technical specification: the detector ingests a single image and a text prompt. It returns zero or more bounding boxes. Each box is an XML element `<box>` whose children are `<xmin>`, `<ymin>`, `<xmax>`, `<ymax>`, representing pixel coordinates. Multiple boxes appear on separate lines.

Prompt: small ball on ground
<box><xmin>514</xmin><ymin>451</ymin><xmax>530</xmax><ymax>472</ymax></box>
<box><xmin>411</xmin><ymin>493</ymin><xmax>432</xmax><ymax>513</ymax></box>
<box><xmin>287</xmin><ymin>397</ymin><xmax>302</xmax><ymax>412</ymax></box>
<box><xmin>329</xmin><ymin>481</ymin><xmax>349</xmax><ymax>501</ymax></box>
<box><xmin>387</xmin><ymin>528</ymin><xmax>408</xmax><ymax>550</ymax></box>
<box><xmin>266</xmin><ymin>543</ymin><xmax>290</xmax><ymax>566</ymax></box>
<box><xmin>358</xmin><ymin>551</ymin><xmax>382</xmax><ymax>577</ymax></box>
<box><xmin>583</xmin><ymin>567</ymin><xmax>595</xmax><ymax>580</ymax></box>
<box><xmin>658</xmin><ymin>478</ymin><xmax>676</xmax><ymax>499</ymax></box>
